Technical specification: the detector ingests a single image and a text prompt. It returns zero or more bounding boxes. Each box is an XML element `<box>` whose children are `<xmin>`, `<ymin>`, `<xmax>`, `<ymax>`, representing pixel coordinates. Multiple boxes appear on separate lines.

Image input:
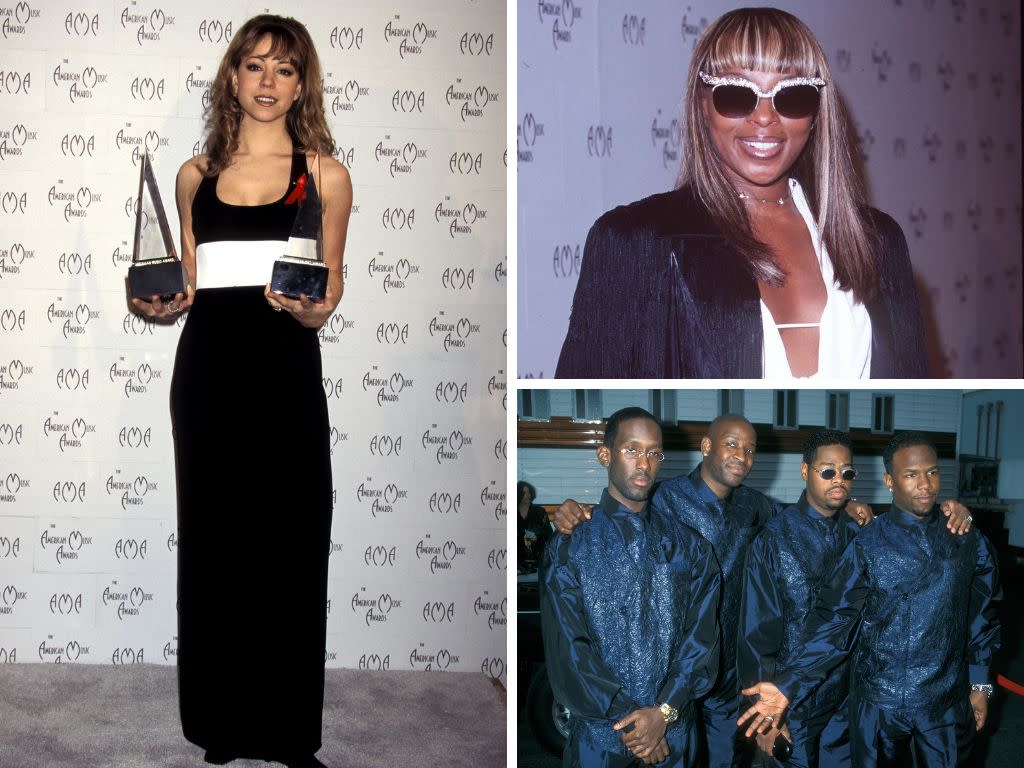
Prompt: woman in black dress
<box><xmin>131</xmin><ymin>15</ymin><xmax>352</xmax><ymax>768</ymax></box>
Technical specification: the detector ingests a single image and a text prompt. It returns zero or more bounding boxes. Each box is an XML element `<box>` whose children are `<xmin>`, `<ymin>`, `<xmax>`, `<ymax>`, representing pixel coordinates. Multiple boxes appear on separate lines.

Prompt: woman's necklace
<box><xmin>738</xmin><ymin>190</ymin><xmax>791</xmax><ymax>206</ymax></box>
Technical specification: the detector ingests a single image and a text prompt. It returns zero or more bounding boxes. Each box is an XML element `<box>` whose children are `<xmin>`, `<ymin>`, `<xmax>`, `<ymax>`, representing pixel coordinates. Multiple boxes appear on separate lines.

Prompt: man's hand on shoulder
<box><xmin>548</xmin><ymin>499</ymin><xmax>592</xmax><ymax>535</ymax></box>
<box><xmin>845</xmin><ymin>500</ymin><xmax>874</xmax><ymax>526</ymax></box>
<box><xmin>941</xmin><ymin>499</ymin><xmax>973</xmax><ymax>535</ymax></box>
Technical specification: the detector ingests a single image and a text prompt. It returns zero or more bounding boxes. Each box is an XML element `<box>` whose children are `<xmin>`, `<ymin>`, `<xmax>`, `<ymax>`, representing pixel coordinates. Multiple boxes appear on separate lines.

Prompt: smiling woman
<box><xmin>127</xmin><ymin>13</ymin><xmax>352</xmax><ymax>768</ymax></box>
<box><xmin>554</xmin><ymin>7</ymin><xmax>928</xmax><ymax>380</ymax></box>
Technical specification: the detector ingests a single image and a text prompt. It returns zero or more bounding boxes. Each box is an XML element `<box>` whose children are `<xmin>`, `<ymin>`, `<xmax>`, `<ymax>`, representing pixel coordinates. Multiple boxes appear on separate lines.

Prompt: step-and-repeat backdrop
<box><xmin>518</xmin><ymin>0</ymin><xmax>1022</xmax><ymax>378</ymax></box>
<box><xmin>0</xmin><ymin>1</ymin><xmax>506</xmax><ymax>683</ymax></box>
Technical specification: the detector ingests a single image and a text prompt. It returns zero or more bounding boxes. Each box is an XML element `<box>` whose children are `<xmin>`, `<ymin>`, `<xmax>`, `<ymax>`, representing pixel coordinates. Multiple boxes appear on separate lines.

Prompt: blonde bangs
<box><xmin>701</xmin><ymin>12</ymin><xmax>820</xmax><ymax>77</ymax></box>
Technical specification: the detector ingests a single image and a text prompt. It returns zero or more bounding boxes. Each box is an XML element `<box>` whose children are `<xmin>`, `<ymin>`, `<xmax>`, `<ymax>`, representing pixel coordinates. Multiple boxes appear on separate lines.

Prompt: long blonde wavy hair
<box><xmin>203</xmin><ymin>14</ymin><xmax>335</xmax><ymax>177</ymax></box>
<box><xmin>679</xmin><ymin>7</ymin><xmax>878</xmax><ymax>301</ymax></box>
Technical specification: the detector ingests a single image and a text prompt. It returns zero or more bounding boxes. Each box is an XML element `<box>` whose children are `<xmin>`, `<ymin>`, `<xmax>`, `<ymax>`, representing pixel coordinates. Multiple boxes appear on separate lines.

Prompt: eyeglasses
<box><xmin>620</xmin><ymin>447</ymin><xmax>665</xmax><ymax>462</ymax></box>
<box><xmin>699</xmin><ymin>71</ymin><xmax>825</xmax><ymax>120</ymax></box>
<box><xmin>811</xmin><ymin>466</ymin><xmax>857</xmax><ymax>482</ymax></box>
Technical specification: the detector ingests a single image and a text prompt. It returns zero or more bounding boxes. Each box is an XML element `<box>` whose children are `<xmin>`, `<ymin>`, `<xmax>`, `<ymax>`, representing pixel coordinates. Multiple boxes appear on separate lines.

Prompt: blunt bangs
<box><xmin>701</xmin><ymin>10</ymin><xmax>821</xmax><ymax>78</ymax></box>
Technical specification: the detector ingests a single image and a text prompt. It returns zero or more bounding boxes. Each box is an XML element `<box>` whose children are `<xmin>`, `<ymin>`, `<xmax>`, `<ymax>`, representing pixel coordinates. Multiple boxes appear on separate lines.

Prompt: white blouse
<box><xmin>760</xmin><ymin>178</ymin><xmax>872</xmax><ymax>379</ymax></box>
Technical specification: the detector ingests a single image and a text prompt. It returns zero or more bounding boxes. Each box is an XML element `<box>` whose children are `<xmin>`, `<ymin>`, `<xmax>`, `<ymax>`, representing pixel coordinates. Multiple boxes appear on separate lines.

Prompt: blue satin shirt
<box><xmin>541</xmin><ymin>489</ymin><xmax>721</xmax><ymax>757</ymax></box>
<box><xmin>653</xmin><ymin>466</ymin><xmax>779</xmax><ymax>708</ymax></box>
<box><xmin>775</xmin><ymin>504</ymin><xmax>1001</xmax><ymax>721</ymax></box>
<box><xmin>738</xmin><ymin>492</ymin><xmax>860</xmax><ymax>718</ymax></box>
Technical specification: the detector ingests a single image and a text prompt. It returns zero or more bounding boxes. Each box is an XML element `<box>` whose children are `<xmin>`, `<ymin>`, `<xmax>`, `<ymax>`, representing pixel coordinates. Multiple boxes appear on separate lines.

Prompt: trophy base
<box><xmin>129</xmin><ymin>260</ymin><xmax>186</xmax><ymax>301</ymax></box>
<box><xmin>271</xmin><ymin>258</ymin><xmax>328</xmax><ymax>301</ymax></box>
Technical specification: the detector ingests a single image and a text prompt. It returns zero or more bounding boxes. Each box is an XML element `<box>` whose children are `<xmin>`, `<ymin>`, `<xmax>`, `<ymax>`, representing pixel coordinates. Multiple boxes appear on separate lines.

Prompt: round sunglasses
<box><xmin>810</xmin><ymin>466</ymin><xmax>858</xmax><ymax>482</ymax></box>
<box><xmin>699</xmin><ymin>71</ymin><xmax>826</xmax><ymax>120</ymax></box>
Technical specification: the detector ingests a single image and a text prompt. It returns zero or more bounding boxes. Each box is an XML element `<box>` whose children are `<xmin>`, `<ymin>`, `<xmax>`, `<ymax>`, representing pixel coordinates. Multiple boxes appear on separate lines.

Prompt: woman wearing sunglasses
<box><xmin>555</xmin><ymin>7</ymin><xmax>927</xmax><ymax>379</ymax></box>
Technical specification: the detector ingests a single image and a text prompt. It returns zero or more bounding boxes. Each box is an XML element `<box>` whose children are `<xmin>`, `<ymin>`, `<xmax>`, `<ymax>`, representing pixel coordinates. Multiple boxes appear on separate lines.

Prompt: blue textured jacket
<box><xmin>555</xmin><ymin>185</ymin><xmax>928</xmax><ymax>378</ymax></box>
<box><xmin>653</xmin><ymin>466</ymin><xmax>779</xmax><ymax>709</ymax></box>
<box><xmin>738</xmin><ymin>492</ymin><xmax>860</xmax><ymax>719</ymax></box>
<box><xmin>541</xmin><ymin>490</ymin><xmax>721</xmax><ymax>754</ymax></box>
<box><xmin>775</xmin><ymin>505</ymin><xmax>1001</xmax><ymax>720</ymax></box>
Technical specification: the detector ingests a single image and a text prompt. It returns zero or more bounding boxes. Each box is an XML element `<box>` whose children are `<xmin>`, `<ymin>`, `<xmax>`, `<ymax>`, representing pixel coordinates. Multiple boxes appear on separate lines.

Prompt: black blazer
<box><xmin>555</xmin><ymin>186</ymin><xmax>929</xmax><ymax>379</ymax></box>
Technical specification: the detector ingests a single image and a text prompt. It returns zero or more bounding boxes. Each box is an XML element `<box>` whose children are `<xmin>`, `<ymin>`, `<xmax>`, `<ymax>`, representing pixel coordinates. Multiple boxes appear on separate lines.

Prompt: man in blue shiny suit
<box><xmin>737</xmin><ymin>429</ymin><xmax>862</xmax><ymax>767</ymax></box>
<box><xmin>541</xmin><ymin>407</ymin><xmax>722</xmax><ymax>767</ymax></box>
<box><xmin>740</xmin><ymin>432</ymin><xmax>1002</xmax><ymax>767</ymax></box>
<box><xmin>551</xmin><ymin>417</ymin><xmax>974</xmax><ymax>768</ymax></box>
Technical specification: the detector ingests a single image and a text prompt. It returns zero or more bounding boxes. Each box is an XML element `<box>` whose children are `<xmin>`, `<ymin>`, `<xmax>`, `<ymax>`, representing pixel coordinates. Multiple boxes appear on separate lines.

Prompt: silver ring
<box><xmin>167</xmin><ymin>303</ymin><xmax>179</xmax><ymax>313</ymax></box>
<box><xmin>966</xmin><ymin>514</ymin><xmax>974</xmax><ymax>523</ymax></box>
<box><xmin>273</xmin><ymin>307</ymin><xmax>282</xmax><ymax>312</ymax></box>
<box><xmin>764</xmin><ymin>715</ymin><xmax>774</xmax><ymax>723</ymax></box>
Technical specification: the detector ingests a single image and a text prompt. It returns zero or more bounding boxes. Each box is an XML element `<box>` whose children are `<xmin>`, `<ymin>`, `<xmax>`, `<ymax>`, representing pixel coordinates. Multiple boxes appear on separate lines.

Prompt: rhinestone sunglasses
<box><xmin>699</xmin><ymin>71</ymin><xmax>826</xmax><ymax>119</ymax></box>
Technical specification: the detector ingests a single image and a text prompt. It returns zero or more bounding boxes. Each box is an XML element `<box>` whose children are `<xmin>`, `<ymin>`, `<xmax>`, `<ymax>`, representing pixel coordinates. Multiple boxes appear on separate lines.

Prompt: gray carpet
<box><xmin>0</xmin><ymin>665</ymin><xmax>506</xmax><ymax>768</ymax></box>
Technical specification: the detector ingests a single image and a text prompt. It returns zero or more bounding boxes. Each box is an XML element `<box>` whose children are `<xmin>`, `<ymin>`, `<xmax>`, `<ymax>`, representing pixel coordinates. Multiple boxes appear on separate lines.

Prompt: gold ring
<box><xmin>764</xmin><ymin>715</ymin><xmax>774</xmax><ymax>723</ymax></box>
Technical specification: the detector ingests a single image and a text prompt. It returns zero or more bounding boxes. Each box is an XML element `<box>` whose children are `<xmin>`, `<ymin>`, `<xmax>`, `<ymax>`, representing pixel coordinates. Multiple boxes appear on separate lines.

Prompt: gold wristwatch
<box><xmin>658</xmin><ymin>702</ymin><xmax>679</xmax><ymax>723</ymax></box>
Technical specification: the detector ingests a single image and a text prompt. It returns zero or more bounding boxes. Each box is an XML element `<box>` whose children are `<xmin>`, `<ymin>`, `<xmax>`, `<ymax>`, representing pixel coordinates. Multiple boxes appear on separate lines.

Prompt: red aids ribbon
<box><xmin>284</xmin><ymin>173</ymin><xmax>307</xmax><ymax>205</ymax></box>
<box><xmin>998</xmin><ymin>673</ymin><xmax>1024</xmax><ymax>696</ymax></box>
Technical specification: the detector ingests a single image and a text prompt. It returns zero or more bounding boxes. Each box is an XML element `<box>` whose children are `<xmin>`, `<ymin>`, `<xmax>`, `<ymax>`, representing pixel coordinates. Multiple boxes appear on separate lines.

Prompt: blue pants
<box><xmin>778</xmin><ymin>699</ymin><xmax>851</xmax><ymax>768</ymax></box>
<box><xmin>565</xmin><ymin>718</ymin><xmax>699</xmax><ymax>767</ymax></box>
<box><xmin>849</xmin><ymin>696</ymin><xmax>975</xmax><ymax>767</ymax></box>
<box><xmin>701</xmin><ymin>695</ymin><xmax>755</xmax><ymax>768</ymax></box>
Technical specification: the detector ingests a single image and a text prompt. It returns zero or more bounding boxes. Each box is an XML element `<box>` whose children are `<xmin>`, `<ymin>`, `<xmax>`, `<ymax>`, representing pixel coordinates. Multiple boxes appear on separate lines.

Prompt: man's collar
<box><xmin>599</xmin><ymin>488</ymin><xmax>648</xmax><ymax>520</ymax></box>
<box><xmin>796</xmin><ymin>491</ymin><xmax>840</xmax><ymax>524</ymax></box>
<box><xmin>889</xmin><ymin>503</ymin><xmax>938</xmax><ymax>527</ymax></box>
<box><xmin>689</xmin><ymin>464</ymin><xmax>728</xmax><ymax>505</ymax></box>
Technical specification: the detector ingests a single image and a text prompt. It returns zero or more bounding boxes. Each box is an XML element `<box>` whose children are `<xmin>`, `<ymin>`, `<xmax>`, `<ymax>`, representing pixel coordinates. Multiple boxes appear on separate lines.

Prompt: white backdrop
<box><xmin>517</xmin><ymin>0</ymin><xmax>1022</xmax><ymax>378</ymax></box>
<box><xmin>0</xmin><ymin>0</ymin><xmax>506</xmax><ymax>683</ymax></box>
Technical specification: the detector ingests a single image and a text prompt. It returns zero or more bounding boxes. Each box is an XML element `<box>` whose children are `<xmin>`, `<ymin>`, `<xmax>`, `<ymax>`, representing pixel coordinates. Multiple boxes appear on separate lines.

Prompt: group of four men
<box><xmin>540</xmin><ymin>408</ymin><xmax>1001</xmax><ymax>767</ymax></box>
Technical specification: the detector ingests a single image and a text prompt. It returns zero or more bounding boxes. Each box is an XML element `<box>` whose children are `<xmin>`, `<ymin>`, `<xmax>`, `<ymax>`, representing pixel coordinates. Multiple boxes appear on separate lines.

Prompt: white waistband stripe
<box><xmin>195</xmin><ymin>240</ymin><xmax>285</xmax><ymax>289</ymax></box>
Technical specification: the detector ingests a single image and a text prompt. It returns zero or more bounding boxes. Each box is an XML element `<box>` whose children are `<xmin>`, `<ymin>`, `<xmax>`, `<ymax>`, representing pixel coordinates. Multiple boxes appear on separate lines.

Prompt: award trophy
<box><xmin>127</xmin><ymin>153</ymin><xmax>185</xmax><ymax>300</ymax></box>
<box><xmin>270</xmin><ymin>166</ymin><xmax>328</xmax><ymax>302</ymax></box>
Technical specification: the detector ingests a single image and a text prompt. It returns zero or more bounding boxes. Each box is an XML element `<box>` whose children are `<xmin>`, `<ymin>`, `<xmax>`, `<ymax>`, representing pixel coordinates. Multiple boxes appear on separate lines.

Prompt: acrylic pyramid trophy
<box><xmin>127</xmin><ymin>153</ymin><xmax>186</xmax><ymax>300</ymax></box>
<box><xmin>270</xmin><ymin>162</ymin><xmax>328</xmax><ymax>301</ymax></box>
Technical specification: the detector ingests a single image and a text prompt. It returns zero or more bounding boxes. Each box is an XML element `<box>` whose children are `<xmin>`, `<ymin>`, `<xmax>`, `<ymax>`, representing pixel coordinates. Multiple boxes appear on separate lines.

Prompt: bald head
<box><xmin>707</xmin><ymin>414</ymin><xmax>753</xmax><ymax>440</ymax></box>
<box><xmin>700</xmin><ymin>414</ymin><xmax>756</xmax><ymax>498</ymax></box>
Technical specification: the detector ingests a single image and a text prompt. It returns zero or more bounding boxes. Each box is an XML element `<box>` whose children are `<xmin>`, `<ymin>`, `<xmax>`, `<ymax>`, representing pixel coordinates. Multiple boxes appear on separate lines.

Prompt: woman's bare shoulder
<box><xmin>176</xmin><ymin>154</ymin><xmax>208</xmax><ymax>194</ymax></box>
<box><xmin>306</xmin><ymin>151</ymin><xmax>352</xmax><ymax>199</ymax></box>
<box><xmin>306</xmin><ymin>151</ymin><xmax>350</xmax><ymax>180</ymax></box>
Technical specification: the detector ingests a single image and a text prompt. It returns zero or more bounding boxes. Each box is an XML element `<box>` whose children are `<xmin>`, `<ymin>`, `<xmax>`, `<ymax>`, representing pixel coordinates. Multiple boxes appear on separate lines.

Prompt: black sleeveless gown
<box><xmin>171</xmin><ymin>152</ymin><xmax>332</xmax><ymax>760</ymax></box>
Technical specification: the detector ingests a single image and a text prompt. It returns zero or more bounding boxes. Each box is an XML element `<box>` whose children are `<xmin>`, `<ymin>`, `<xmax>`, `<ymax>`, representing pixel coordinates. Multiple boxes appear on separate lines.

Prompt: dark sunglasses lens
<box><xmin>712</xmin><ymin>85</ymin><xmax>758</xmax><ymax>118</ymax></box>
<box><xmin>819</xmin><ymin>468</ymin><xmax>837</xmax><ymax>480</ymax></box>
<box><xmin>841</xmin><ymin>469</ymin><xmax>858</xmax><ymax>481</ymax></box>
<box><xmin>773</xmin><ymin>85</ymin><xmax>820</xmax><ymax>118</ymax></box>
